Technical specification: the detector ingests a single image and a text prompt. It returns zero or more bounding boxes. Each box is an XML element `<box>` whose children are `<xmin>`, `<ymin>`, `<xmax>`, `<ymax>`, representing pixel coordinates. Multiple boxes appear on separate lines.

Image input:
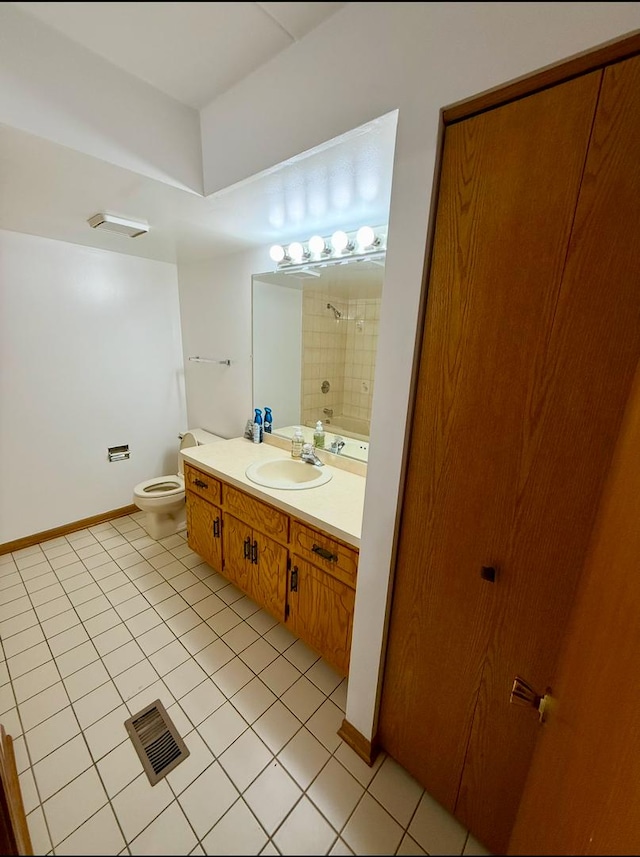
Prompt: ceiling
<box><xmin>2</xmin><ymin>2</ymin><xmax>397</xmax><ymax>265</ymax></box>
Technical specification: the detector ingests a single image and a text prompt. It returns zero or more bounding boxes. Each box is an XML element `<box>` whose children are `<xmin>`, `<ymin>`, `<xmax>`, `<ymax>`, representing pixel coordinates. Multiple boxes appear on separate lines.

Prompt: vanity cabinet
<box><xmin>184</xmin><ymin>465</ymin><xmax>222</xmax><ymax>573</ymax></box>
<box><xmin>184</xmin><ymin>464</ymin><xmax>359</xmax><ymax>675</ymax></box>
<box><xmin>288</xmin><ymin>521</ymin><xmax>358</xmax><ymax>675</ymax></box>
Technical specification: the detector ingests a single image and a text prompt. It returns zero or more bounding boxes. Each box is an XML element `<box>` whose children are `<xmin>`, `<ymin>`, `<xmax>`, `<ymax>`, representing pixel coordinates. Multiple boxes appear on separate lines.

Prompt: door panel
<box><xmin>508</xmin><ymin>53</ymin><xmax>640</xmax><ymax>856</ymax></box>
<box><xmin>186</xmin><ymin>493</ymin><xmax>222</xmax><ymax>573</ymax></box>
<box><xmin>378</xmin><ymin>71</ymin><xmax>603</xmax><ymax>854</ymax></box>
<box><xmin>457</xmin><ymin>53</ymin><xmax>640</xmax><ymax>850</ymax></box>
<box><xmin>252</xmin><ymin>531</ymin><xmax>287</xmax><ymax>622</ymax></box>
<box><xmin>222</xmin><ymin>513</ymin><xmax>252</xmax><ymax>593</ymax></box>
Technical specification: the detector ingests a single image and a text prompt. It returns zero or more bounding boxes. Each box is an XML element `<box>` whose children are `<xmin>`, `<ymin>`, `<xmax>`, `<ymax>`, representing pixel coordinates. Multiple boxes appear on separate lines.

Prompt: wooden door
<box><xmin>507</xmin><ymin>53</ymin><xmax>640</xmax><ymax>856</ymax></box>
<box><xmin>376</xmin><ymin>64</ymin><xmax>640</xmax><ymax>854</ymax></box>
<box><xmin>288</xmin><ymin>556</ymin><xmax>355</xmax><ymax>676</ymax></box>
<box><xmin>186</xmin><ymin>494</ymin><xmax>222</xmax><ymax>573</ymax></box>
<box><xmin>222</xmin><ymin>513</ymin><xmax>252</xmax><ymax>593</ymax></box>
<box><xmin>252</xmin><ymin>530</ymin><xmax>287</xmax><ymax>622</ymax></box>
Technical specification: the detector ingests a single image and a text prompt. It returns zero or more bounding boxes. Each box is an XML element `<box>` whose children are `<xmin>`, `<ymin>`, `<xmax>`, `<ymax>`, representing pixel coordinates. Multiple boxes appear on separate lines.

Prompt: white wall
<box><xmin>196</xmin><ymin>2</ymin><xmax>640</xmax><ymax>743</ymax></box>
<box><xmin>0</xmin><ymin>4</ymin><xmax>202</xmax><ymax>194</ymax></box>
<box><xmin>0</xmin><ymin>229</ymin><xmax>186</xmax><ymax>543</ymax></box>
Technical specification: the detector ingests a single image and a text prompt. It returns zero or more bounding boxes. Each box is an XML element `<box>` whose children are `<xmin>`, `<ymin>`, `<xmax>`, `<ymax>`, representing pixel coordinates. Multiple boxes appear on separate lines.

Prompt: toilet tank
<box><xmin>178</xmin><ymin>429</ymin><xmax>224</xmax><ymax>473</ymax></box>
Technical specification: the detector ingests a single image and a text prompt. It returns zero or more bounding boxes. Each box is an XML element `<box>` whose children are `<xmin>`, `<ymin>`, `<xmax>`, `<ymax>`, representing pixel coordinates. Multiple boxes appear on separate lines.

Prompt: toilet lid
<box><xmin>134</xmin><ymin>476</ymin><xmax>184</xmax><ymax>497</ymax></box>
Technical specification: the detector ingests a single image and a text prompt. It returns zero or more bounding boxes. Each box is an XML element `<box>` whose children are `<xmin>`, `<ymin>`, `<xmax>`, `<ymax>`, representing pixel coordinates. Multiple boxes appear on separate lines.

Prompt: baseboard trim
<box><xmin>337</xmin><ymin>718</ymin><xmax>379</xmax><ymax>767</ymax></box>
<box><xmin>0</xmin><ymin>505</ymin><xmax>139</xmax><ymax>555</ymax></box>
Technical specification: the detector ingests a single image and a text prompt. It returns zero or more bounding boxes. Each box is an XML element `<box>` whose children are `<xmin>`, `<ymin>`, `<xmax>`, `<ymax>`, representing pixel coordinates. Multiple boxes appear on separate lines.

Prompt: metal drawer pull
<box><xmin>243</xmin><ymin>536</ymin><xmax>251</xmax><ymax>559</ymax></box>
<box><xmin>312</xmin><ymin>544</ymin><xmax>338</xmax><ymax>562</ymax></box>
<box><xmin>193</xmin><ymin>478</ymin><xmax>208</xmax><ymax>489</ymax></box>
<box><xmin>251</xmin><ymin>540</ymin><xmax>258</xmax><ymax>564</ymax></box>
<box><xmin>290</xmin><ymin>567</ymin><xmax>299</xmax><ymax>592</ymax></box>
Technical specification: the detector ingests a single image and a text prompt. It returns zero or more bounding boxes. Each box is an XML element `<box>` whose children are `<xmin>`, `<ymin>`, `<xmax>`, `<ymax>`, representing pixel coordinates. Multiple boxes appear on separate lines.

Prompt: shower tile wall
<box><xmin>301</xmin><ymin>291</ymin><xmax>380</xmax><ymax>431</ymax></box>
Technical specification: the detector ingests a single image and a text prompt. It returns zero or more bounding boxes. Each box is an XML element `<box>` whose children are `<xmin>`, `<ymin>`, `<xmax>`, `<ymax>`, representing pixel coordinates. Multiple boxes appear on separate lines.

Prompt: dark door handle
<box><xmin>243</xmin><ymin>536</ymin><xmax>251</xmax><ymax>559</ymax></box>
<box><xmin>312</xmin><ymin>544</ymin><xmax>338</xmax><ymax>562</ymax></box>
<box><xmin>481</xmin><ymin>565</ymin><xmax>497</xmax><ymax>582</ymax></box>
<box><xmin>290</xmin><ymin>566</ymin><xmax>298</xmax><ymax>592</ymax></box>
<box><xmin>194</xmin><ymin>478</ymin><xmax>208</xmax><ymax>489</ymax></box>
<box><xmin>212</xmin><ymin>517</ymin><xmax>220</xmax><ymax>538</ymax></box>
<box><xmin>251</xmin><ymin>540</ymin><xmax>258</xmax><ymax>564</ymax></box>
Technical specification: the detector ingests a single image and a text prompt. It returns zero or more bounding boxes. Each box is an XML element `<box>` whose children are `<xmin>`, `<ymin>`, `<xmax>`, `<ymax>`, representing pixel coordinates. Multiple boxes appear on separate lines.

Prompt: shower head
<box><xmin>327</xmin><ymin>302</ymin><xmax>342</xmax><ymax>319</ymax></box>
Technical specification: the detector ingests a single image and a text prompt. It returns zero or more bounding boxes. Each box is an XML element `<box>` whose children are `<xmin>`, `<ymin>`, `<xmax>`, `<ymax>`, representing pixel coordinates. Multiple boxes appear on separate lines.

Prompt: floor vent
<box><xmin>124</xmin><ymin>699</ymin><xmax>190</xmax><ymax>786</ymax></box>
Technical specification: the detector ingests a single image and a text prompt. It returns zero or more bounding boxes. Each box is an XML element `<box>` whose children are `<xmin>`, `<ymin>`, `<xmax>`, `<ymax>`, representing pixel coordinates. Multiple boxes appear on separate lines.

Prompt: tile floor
<box><xmin>0</xmin><ymin>512</ymin><xmax>491</xmax><ymax>856</ymax></box>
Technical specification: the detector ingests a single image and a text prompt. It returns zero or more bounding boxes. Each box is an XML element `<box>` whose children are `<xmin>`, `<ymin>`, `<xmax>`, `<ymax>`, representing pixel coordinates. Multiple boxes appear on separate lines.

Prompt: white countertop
<box><xmin>180</xmin><ymin>436</ymin><xmax>366</xmax><ymax>548</ymax></box>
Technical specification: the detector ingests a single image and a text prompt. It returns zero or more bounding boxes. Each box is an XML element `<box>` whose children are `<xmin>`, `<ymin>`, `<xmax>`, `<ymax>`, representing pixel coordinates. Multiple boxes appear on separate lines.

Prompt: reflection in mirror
<box><xmin>252</xmin><ymin>256</ymin><xmax>385</xmax><ymax>463</ymax></box>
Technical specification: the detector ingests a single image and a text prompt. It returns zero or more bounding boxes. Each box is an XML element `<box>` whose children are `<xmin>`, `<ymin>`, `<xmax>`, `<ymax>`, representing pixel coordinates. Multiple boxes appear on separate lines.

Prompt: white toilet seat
<box><xmin>133</xmin><ymin>475</ymin><xmax>184</xmax><ymax>499</ymax></box>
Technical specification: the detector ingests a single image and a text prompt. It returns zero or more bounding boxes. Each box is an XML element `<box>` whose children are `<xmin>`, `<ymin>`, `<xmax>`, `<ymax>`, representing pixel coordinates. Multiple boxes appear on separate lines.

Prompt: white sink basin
<box><xmin>245</xmin><ymin>457</ymin><xmax>332</xmax><ymax>490</ymax></box>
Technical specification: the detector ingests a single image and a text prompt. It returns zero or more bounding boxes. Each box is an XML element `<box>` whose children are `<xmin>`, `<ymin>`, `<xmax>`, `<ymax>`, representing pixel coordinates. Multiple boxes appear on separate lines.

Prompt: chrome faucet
<box><xmin>301</xmin><ymin>443</ymin><xmax>324</xmax><ymax>466</ymax></box>
<box><xmin>330</xmin><ymin>436</ymin><xmax>345</xmax><ymax>455</ymax></box>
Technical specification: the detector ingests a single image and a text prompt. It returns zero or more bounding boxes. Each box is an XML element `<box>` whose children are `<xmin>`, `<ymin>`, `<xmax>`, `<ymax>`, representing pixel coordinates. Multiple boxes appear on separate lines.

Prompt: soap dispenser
<box><xmin>313</xmin><ymin>420</ymin><xmax>325</xmax><ymax>449</ymax></box>
<box><xmin>291</xmin><ymin>427</ymin><xmax>304</xmax><ymax>458</ymax></box>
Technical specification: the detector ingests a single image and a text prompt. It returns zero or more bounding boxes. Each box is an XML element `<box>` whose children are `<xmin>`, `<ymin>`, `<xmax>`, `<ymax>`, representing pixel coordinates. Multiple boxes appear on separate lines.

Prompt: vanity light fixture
<box><xmin>269</xmin><ymin>225</ymin><xmax>386</xmax><ymax>271</ymax></box>
<box><xmin>87</xmin><ymin>213</ymin><xmax>149</xmax><ymax>238</ymax></box>
<box><xmin>331</xmin><ymin>230</ymin><xmax>354</xmax><ymax>253</ymax></box>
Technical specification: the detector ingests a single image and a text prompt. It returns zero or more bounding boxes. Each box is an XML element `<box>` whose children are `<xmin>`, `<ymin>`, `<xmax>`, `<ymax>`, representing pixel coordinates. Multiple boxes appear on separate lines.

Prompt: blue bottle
<box><xmin>264</xmin><ymin>407</ymin><xmax>273</xmax><ymax>434</ymax></box>
<box><xmin>253</xmin><ymin>408</ymin><xmax>263</xmax><ymax>443</ymax></box>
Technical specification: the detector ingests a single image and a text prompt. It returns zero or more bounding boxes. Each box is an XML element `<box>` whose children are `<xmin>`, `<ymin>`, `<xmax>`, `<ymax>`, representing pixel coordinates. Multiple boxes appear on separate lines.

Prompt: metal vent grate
<box><xmin>124</xmin><ymin>699</ymin><xmax>189</xmax><ymax>786</ymax></box>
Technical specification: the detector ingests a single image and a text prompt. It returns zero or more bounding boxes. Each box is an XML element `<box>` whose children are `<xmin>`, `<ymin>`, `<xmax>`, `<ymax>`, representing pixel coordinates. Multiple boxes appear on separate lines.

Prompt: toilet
<box><xmin>133</xmin><ymin>428</ymin><xmax>224</xmax><ymax>540</ymax></box>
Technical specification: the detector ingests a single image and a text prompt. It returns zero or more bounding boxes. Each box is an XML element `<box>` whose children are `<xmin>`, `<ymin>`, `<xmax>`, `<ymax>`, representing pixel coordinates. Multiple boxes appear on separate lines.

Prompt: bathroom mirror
<box><xmin>252</xmin><ymin>255</ymin><xmax>385</xmax><ymax>463</ymax></box>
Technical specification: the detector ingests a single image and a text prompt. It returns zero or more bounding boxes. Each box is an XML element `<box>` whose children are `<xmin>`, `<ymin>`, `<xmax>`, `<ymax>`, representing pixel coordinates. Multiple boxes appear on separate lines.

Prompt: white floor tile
<box><xmin>243</xmin><ymin>760</ymin><xmax>302</xmax><ymax>836</ymax></box>
<box><xmin>206</xmin><ymin>605</ymin><xmax>242</xmax><ymax>635</ymax></box>
<box><xmin>32</xmin><ymin>734</ymin><xmax>94</xmax><ymax>802</ymax></box>
<box><xmin>72</xmin><ymin>680</ymin><xmax>122</xmax><ymax>729</ymax></box>
<box><xmin>274</xmin><ymin>794</ymin><xmax>337</xmax><ymax>856</ymax></box>
<box><xmin>13</xmin><ymin>661</ymin><xmax>60</xmax><ymax>704</ymax></box>
<box><xmin>165</xmin><ymin>607</ymin><xmax>202</xmax><ymax>637</ymax></box>
<box><xmin>341</xmin><ymin>793</ymin><xmax>404</xmax><ymax>856</ymax></box>
<box><xmin>129</xmin><ymin>800</ymin><xmax>198</xmax><ymax>855</ymax></box>
<box><xmin>222</xmin><ymin>622</ymin><xmax>260</xmax><ymax>654</ymax></box>
<box><xmin>368</xmin><ymin>755</ymin><xmax>424</xmax><ymax>829</ymax></box>
<box><xmin>177</xmin><ymin>761</ymin><xmax>239</xmax><ymax>839</ymax></box>
<box><xmin>102</xmin><ymin>639</ymin><xmax>145</xmax><ymax>677</ymax></box>
<box><xmin>253</xmin><ymin>700</ymin><xmax>302</xmax><ymax>754</ymax></box>
<box><xmin>257</xmin><ymin>655</ymin><xmax>302</xmax><ymax>697</ymax></box>
<box><xmin>306</xmin><ymin>658</ymin><xmax>344</xmax><ymax>696</ymax></box>
<box><xmin>96</xmin><ymin>739</ymin><xmax>145</xmax><ymax>799</ymax></box>
<box><xmin>218</xmin><ymin>728</ymin><xmax>273</xmax><ymax>791</ymax></box>
<box><xmin>192</xmin><ymin>592</ymin><xmax>226</xmax><ymax>621</ymax></box>
<box><xmin>111</xmin><ymin>772</ymin><xmax>173</xmax><ymax>842</ymax></box>
<box><xmin>55</xmin><ymin>641</ymin><xmax>99</xmax><ymax>678</ymax></box>
<box><xmin>230</xmin><ymin>676</ymin><xmax>277</xmax><ymax>724</ymax></box>
<box><xmin>137</xmin><ymin>623</ymin><xmax>176</xmax><ymax>656</ymax></box>
<box><xmin>407</xmin><ymin>790</ymin><xmax>468</xmax><ymax>856</ymax></box>
<box><xmin>193</xmin><ymin>638</ymin><xmax>234</xmax><ymax>675</ymax></box>
<box><xmin>463</xmin><ymin>833</ymin><xmax>492</xmax><ymax>855</ymax></box>
<box><xmin>126</xmin><ymin>678</ymin><xmax>175</xmax><ymax>716</ymax></box>
<box><xmin>125</xmin><ymin>607</ymin><xmax>163</xmax><ymax>637</ymax></box>
<box><xmin>20</xmin><ymin>682</ymin><xmax>70</xmax><ymax>731</ymax></box>
<box><xmin>179</xmin><ymin>622</ymin><xmax>217</xmax><ymax>655</ymax></box>
<box><xmin>24</xmin><ymin>707</ymin><xmax>80</xmax><ymax>763</ymax></box>
<box><xmin>42</xmin><ymin>766</ymin><xmax>108</xmax><ymax>847</ymax></box>
<box><xmin>49</xmin><ymin>625</ymin><xmax>91</xmax><ymax>657</ymax></box>
<box><xmin>306</xmin><ymin>698</ymin><xmax>344</xmax><ymax>752</ymax></box>
<box><xmin>83</xmin><ymin>704</ymin><xmax>130</xmax><ymax>762</ymax></box>
<box><xmin>55</xmin><ymin>804</ymin><xmax>126</xmax><ymax>856</ymax></box>
<box><xmin>26</xmin><ymin>806</ymin><xmax>52</xmax><ymax>855</ymax></box>
<box><xmin>82</xmin><ymin>608</ymin><xmax>122</xmax><ymax>637</ymax></box>
<box><xmin>397</xmin><ymin>833</ymin><xmax>428</xmax><ymax>855</ymax></box>
<box><xmin>163</xmin><ymin>658</ymin><xmax>207</xmax><ymax>699</ymax></box>
<box><xmin>179</xmin><ymin>677</ymin><xmax>225</xmax><ymax>726</ymax></box>
<box><xmin>113</xmin><ymin>659</ymin><xmax>159</xmax><ymax>701</ymax></box>
<box><xmin>63</xmin><ymin>659</ymin><xmax>111</xmax><ymax>702</ymax></box>
<box><xmin>211</xmin><ymin>656</ymin><xmax>254</xmax><ymax>697</ymax></box>
<box><xmin>281</xmin><ymin>675</ymin><xmax>326</xmax><ymax>723</ymax></box>
<box><xmin>282</xmin><ymin>638</ymin><xmax>321</xmax><ymax>673</ymax></box>
<box><xmin>149</xmin><ymin>639</ymin><xmax>191</xmax><ymax>676</ymax></box>
<box><xmin>201</xmin><ymin>797</ymin><xmax>268</xmax><ymax>855</ymax></box>
<box><xmin>329</xmin><ymin>838</ymin><xmax>355</xmax><ymax>855</ymax></box>
<box><xmin>278</xmin><ymin>727</ymin><xmax>330</xmax><ymax>790</ymax></box>
<box><xmin>7</xmin><ymin>641</ymin><xmax>52</xmax><ymax>679</ymax></box>
<box><xmin>198</xmin><ymin>701</ymin><xmax>248</xmax><ymax>756</ymax></box>
<box><xmin>308</xmin><ymin>757</ymin><xmax>364</xmax><ymax>831</ymax></box>
<box><xmin>239</xmin><ymin>637</ymin><xmax>280</xmax><ymax>673</ymax></box>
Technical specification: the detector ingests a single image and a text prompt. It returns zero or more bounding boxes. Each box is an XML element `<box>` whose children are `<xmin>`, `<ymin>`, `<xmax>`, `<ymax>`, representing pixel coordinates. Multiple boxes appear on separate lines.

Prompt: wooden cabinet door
<box><xmin>252</xmin><ymin>531</ymin><xmax>287</xmax><ymax>623</ymax></box>
<box><xmin>378</xmin><ymin>70</ymin><xmax>611</xmax><ymax>855</ymax></box>
<box><xmin>222</xmin><ymin>513</ymin><xmax>252</xmax><ymax>593</ymax></box>
<box><xmin>287</xmin><ymin>556</ymin><xmax>355</xmax><ymax>676</ymax></box>
<box><xmin>186</xmin><ymin>493</ymin><xmax>222</xmax><ymax>573</ymax></box>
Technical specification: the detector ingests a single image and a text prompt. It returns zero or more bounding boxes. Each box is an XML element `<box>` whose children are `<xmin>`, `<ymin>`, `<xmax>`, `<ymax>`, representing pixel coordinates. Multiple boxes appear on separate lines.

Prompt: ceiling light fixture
<box><xmin>87</xmin><ymin>213</ymin><xmax>149</xmax><ymax>238</ymax></box>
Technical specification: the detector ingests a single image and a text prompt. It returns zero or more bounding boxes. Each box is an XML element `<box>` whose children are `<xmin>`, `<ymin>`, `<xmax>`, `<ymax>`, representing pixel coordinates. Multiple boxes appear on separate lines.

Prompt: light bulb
<box><xmin>331</xmin><ymin>230</ymin><xmax>351</xmax><ymax>253</ymax></box>
<box><xmin>308</xmin><ymin>235</ymin><xmax>327</xmax><ymax>256</ymax></box>
<box><xmin>288</xmin><ymin>241</ymin><xmax>305</xmax><ymax>263</ymax></box>
<box><xmin>356</xmin><ymin>225</ymin><xmax>376</xmax><ymax>250</ymax></box>
<box><xmin>269</xmin><ymin>244</ymin><xmax>285</xmax><ymax>263</ymax></box>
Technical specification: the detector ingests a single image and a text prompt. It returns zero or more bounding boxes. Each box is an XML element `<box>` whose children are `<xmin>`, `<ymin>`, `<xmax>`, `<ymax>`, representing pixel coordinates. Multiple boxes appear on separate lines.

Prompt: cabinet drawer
<box><xmin>224</xmin><ymin>485</ymin><xmax>289</xmax><ymax>543</ymax></box>
<box><xmin>290</xmin><ymin>520</ymin><xmax>358</xmax><ymax>588</ymax></box>
<box><xmin>184</xmin><ymin>464</ymin><xmax>221</xmax><ymax>506</ymax></box>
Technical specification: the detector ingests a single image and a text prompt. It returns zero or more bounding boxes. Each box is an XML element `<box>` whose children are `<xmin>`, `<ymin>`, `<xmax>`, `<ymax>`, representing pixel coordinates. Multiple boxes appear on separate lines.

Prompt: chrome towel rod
<box><xmin>188</xmin><ymin>356</ymin><xmax>231</xmax><ymax>365</ymax></box>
